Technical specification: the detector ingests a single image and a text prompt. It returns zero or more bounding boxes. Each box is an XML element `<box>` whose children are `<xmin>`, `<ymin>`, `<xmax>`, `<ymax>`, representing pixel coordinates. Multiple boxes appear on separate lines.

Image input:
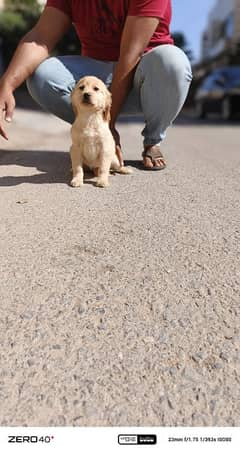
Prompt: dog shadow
<box><xmin>0</xmin><ymin>149</ymin><xmax>105</xmax><ymax>187</ymax></box>
<box><xmin>0</xmin><ymin>150</ymin><xmax>144</xmax><ymax>187</ymax></box>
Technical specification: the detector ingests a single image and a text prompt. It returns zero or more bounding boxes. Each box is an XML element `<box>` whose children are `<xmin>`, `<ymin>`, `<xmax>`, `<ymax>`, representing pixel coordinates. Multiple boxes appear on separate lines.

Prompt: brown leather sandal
<box><xmin>142</xmin><ymin>145</ymin><xmax>166</xmax><ymax>170</ymax></box>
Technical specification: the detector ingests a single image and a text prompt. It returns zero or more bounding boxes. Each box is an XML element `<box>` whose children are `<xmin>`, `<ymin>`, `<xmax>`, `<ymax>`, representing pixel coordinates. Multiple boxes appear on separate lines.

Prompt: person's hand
<box><xmin>0</xmin><ymin>81</ymin><xmax>15</xmax><ymax>140</ymax></box>
<box><xmin>110</xmin><ymin>125</ymin><xmax>124</xmax><ymax>167</ymax></box>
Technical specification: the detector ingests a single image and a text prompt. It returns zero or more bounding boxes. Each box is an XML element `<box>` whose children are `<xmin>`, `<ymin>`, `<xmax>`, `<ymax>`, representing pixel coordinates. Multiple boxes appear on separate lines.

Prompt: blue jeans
<box><xmin>26</xmin><ymin>45</ymin><xmax>192</xmax><ymax>146</ymax></box>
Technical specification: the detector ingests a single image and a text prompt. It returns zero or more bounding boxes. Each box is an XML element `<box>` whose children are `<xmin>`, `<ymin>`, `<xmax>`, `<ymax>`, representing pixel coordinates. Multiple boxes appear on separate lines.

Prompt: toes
<box><xmin>155</xmin><ymin>158</ymin><xmax>166</xmax><ymax>168</ymax></box>
<box><xmin>143</xmin><ymin>156</ymin><xmax>153</xmax><ymax>168</ymax></box>
<box><xmin>143</xmin><ymin>156</ymin><xmax>166</xmax><ymax>169</ymax></box>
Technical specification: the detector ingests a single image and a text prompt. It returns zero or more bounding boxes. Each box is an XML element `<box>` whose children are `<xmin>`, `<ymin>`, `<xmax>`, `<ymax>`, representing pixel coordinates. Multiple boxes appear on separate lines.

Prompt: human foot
<box><xmin>142</xmin><ymin>145</ymin><xmax>166</xmax><ymax>170</ymax></box>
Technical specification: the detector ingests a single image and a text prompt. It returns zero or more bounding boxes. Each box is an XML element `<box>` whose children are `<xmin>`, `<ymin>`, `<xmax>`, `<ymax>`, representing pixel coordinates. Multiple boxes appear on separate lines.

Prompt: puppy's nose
<box><xmin>83</xmin><ymin>92</ymin><xmax>91</xmax><ymax>101</ymax></box>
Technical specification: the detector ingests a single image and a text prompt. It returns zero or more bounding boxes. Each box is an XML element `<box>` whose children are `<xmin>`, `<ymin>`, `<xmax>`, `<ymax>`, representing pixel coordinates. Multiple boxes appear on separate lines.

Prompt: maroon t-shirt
<box><xmin>46</xmin><ymin>0</ymin><xmax>173</xmax><ymax>61</ymax></box>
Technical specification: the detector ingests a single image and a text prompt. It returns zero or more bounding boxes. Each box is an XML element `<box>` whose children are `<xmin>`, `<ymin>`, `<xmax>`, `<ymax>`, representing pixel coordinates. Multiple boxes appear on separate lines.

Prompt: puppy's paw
<box><xmin>111</xmin><ymin>164</ymin><xmax>133</xmax><ymax>174</ymax></box>
<box><xmin>70</xmin><ymin>177</ymin><xmax>84</xmax><ymax>188</ymax></box>
<box><xmin>118</xmin><ymin>166</ymin><xmax>133</xmax><ymax>174</ymax></box>
<box><xmin>96</xmin><ymin>178</ymin><xmax>109</xmax><ymax>188</ymax></box>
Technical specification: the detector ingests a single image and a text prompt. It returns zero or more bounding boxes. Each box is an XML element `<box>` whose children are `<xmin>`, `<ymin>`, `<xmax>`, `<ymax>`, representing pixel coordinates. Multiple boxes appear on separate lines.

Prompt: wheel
<box><xmin>221</xmin><ymin>97</ymin><xmax>233</xmax><ymax>120</ymax></box>
<box><xmin>195</xmin><ymin>101</ymin><xmax>206</xmax><ymax>119</ymax></box>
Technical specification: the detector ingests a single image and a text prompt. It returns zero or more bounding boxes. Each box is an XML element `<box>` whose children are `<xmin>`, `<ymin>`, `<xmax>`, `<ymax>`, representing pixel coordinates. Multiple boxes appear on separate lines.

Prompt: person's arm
<box><xmin>109</xmin><ymin>15</ymin><xmax>160</xmax><ymax>161</ymax></box>
<box><xmin>0</xmin><ymin>7</ymin><xmax>71</xmax><ymax>140</ymax></box>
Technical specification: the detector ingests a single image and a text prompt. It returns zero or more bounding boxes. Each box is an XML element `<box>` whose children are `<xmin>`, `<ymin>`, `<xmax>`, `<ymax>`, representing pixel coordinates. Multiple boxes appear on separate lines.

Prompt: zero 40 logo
<box><xmin>118</xmin><ymin>434</ymin><xmax>157</xmax><ymax>445</ymax></box>
<box><xmin>8</xmin><ymin>436</ymin><xmax>54</xmax><ymax>443</ymax></box>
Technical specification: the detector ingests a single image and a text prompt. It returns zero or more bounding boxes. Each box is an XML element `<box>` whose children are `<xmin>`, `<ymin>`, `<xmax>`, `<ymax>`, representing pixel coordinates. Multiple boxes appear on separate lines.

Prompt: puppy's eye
<box><xmin>94</xmin><ymin>87</ymin><xmax>100</xmax><ymax>91</ymax></box>
<box><xmin>79</xmin><ymin>85</ymin><xmax>85</xmax><ymax>91</ymax></box>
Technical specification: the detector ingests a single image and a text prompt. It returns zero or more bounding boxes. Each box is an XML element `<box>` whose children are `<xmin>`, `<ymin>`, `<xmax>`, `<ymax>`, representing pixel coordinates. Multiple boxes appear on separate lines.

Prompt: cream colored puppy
<box><xmin>70</xmin><ymin>76</ymin><xmax>132</xmax><ymax>188</ymax></box>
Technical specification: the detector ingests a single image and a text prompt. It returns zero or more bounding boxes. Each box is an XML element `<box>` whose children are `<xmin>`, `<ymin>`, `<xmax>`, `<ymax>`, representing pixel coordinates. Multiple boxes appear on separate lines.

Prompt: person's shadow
<box><xmin>0</xmin><ymin>149</ymin><xmax>142</xmax><ymax>187</ymax></box>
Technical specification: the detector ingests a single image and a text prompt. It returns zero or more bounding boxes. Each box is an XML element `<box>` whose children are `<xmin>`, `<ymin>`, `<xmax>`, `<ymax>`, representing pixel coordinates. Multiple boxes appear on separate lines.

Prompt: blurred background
<box><xmin>1</xmin><ymin>0</ymin><xmax>240</xmax><ymax>119</ymax></box>
<box><xmin>171</xmin><ymin>0</ymin><xmax>240</xmax><ymax>118</ymax></box>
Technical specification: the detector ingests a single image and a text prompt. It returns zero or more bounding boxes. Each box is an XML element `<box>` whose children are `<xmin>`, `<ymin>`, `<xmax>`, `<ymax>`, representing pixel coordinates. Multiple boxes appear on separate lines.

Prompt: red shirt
<box><xmin>46</xmin><ymin>0</ymin><xmax>173</xmax><ymax>61</ymax></box>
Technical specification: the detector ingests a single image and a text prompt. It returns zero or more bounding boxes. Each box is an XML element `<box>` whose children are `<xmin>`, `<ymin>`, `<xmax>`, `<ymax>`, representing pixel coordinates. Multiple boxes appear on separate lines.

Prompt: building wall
<box><xmin>201</xmin><ymin>0</ymin><xmax>240</xmax><ymax>61</ymax></box>
<box><xmin>234</xmin><ymin>0</ymin><xmax>240</xmax><ymax>40</ymax></box>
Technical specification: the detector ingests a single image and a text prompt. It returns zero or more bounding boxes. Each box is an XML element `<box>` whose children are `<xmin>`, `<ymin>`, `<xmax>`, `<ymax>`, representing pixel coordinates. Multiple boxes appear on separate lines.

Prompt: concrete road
<box><xmin>0</xmin><ymin>109</ymin><xmax>239</xmax><ymax>427</ymax></box>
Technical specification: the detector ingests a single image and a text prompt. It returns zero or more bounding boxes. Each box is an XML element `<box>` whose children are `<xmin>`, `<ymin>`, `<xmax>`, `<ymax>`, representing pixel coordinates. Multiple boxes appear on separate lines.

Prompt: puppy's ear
<box><xmin>71</xmin><ymin>89</ymin><xmax>78</xmax><ymax>117</ymax></box>
<box><xmin>103</xmin><ymin>90</ymin><xmax>112</xmax><ymax>122</ymax></box>
<box><xmin>72</xmin><ymin>103</ymin><xmax>78</xmax><ymax>117</ymax></box>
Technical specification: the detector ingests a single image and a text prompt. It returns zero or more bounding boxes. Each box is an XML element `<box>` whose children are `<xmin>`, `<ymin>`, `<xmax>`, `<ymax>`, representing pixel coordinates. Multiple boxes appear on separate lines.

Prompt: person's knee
<box><xmin>165</xmin><ymin>47</ymin><xmax>192</xmax><ymax>83</ymax></box>
<box><xmin>26</xmin><ymin>56</ymin><xmax>75</xmax><ymax>123</ymax></box>
<box><xmin>26</xmin><ymin>57</ymin><xmax>58</xmax><ymax>99</ymax></box>
<box><xmin>142</xmin><ymin>45</ymin><xmax>192</xmax><ymax>84</ymax></box>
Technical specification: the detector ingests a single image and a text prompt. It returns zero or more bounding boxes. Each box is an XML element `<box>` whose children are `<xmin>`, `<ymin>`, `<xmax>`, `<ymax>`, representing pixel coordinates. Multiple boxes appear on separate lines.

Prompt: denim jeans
<box><xmin>26</xmin><ymin>44</ymin><xmax>192</xmax><ymax>146</ymax></box>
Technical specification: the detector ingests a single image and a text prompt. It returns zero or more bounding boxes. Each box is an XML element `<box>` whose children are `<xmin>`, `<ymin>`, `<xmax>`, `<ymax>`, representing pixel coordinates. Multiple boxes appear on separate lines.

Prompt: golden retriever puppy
<box><xmin>70</xmin><ymin>76</ymin><xmax>132</xmax><ymax>188</ymax></box>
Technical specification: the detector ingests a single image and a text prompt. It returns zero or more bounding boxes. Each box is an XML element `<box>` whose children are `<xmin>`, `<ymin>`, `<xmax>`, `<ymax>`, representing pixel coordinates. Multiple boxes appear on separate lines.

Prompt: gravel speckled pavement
<box><xmin>0</xmin><ymin>109</ymin><xmax>240</xmax><ymax>427</ymax></box>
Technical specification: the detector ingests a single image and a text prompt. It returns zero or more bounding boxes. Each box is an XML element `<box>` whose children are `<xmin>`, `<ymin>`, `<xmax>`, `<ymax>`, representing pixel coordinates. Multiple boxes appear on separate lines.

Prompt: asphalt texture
<box><xmin>0</xmin><ymin>109</ymin><xmax>239</xmax><ymax>427</ymax></box>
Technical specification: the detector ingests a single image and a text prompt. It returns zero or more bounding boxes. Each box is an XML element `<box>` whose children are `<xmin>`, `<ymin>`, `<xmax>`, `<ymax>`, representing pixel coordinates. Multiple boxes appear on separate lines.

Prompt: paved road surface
<box><xmin>0</xmin><ymin>109</ymin><xmax>239</xmax><ymax>426</ymax></box>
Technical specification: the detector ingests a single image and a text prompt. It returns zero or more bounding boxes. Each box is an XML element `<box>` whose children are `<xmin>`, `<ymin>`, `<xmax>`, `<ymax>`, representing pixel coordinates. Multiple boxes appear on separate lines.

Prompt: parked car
<box><xmin>195</xmin><ymin>66</ymin><xmax>240</xmax><ymax>120</ymax></box>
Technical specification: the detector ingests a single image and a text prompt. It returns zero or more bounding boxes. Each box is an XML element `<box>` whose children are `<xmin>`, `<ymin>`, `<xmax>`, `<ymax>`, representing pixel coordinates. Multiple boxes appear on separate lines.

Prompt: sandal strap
<box><xmin>142</xmin><ymin>145</ymin><xmax>165</xmax><ymax>161</ymax></box>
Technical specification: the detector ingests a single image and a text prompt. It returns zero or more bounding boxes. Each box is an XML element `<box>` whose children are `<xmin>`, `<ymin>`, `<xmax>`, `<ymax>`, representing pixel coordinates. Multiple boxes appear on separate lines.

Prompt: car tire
<box><xmin>221</xmin><ymin>97</ymin><xmax>233</xmax><ymax>120</ymax></box>
<box><xmin>195</xmin><ymin>101</ymin><xmax>206</xmax><ymax>119</ymax></box>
